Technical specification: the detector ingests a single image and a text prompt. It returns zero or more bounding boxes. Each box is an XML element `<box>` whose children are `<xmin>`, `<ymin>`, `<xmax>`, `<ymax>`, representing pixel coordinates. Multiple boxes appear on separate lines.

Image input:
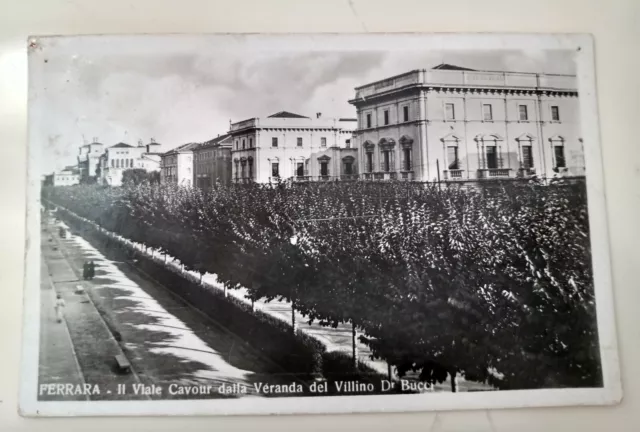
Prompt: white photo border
<box><xmin>20</xmin><ymin>32</ymin><xmax>622</xmax><ymax>417</ymax></box>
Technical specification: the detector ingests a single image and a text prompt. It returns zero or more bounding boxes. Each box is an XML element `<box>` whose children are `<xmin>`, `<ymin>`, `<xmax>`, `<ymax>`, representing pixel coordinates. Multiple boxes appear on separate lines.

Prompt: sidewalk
<box><xmin>38</xmin><ymin>255</ymin><xmax>87</xmax><ymax>402</ymax></box>
<box><xmin>43</xmin><ymin>223</ymin><xmax>147</xmax><ymax>400</ymax></box>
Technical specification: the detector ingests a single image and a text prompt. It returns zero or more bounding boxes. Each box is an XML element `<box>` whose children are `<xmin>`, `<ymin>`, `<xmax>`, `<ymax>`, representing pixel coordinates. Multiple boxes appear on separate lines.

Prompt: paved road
<box><xmin>49</xmin><ymin>219</ymin><xmax>293</xmax><ymax>399</ymax></box>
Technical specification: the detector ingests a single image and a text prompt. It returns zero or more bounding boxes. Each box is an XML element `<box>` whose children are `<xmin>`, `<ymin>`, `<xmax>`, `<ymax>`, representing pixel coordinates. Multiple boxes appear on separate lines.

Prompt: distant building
<box><xmin>193</xmin><ymin>134</ymin><xmax>233</xmax><ymax>189</ymax></box>
<box><xmin>53</xmin><ymin>166</ymin><xmax>80</xmax><ymax>186</ymax></box>
<box><xmin>160</xmin><ymin>142</ymin><xmax>199</xmax><ymax>186</ymax></box>
<box><xmin>229</xmin><ymin>111</ymin><xmax>357</xmax><ymax>183</ymax></box>
<box><xmin>99</xmin><ymin>139</ymin><xmax>161</xmax><ymax>186</ymax></box>
<box><xmin>349</xmin><ymin>64</ymin><xmax>584</xmax><ymax>182</ymax></box>
<box><xmin>77</xmin><ymin>138</ymin><xmax>104</xmax><ymax>181</ymax></box>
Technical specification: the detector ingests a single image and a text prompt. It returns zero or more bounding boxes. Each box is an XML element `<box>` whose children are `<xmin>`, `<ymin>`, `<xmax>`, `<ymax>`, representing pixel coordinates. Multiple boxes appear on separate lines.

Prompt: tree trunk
<box><xmin>351</xmin><ymin>321</ymin><xmax>358</xmax><ymax>371</ymax></box>
<box><xmin>251</xmin><ymin>298</ymin><xmax>255</xmax><ymax>312</ymax></box>
<box><xmin>223</xmin><ymin>283</ymin><xmax>228</xmax><ymax>298</ymax></box>
<box><xmin>387</xmin><ymin>363</ymin><xmax>393</xmax><ymax>382</ymax></box>
<box><xmin>164</xmin><ymin>254</ymin><xmax>167</xmax><ymax>263</ymax></box>
<box><xmin>199</xmin><ymin>273</ymin><xmax>203</xmax><ymax>284</ymax></box>
<box><xmin>450</xmin><ymin>370</ymin><xmax>457</xmax><ymax>393</ymax></box>
<box><xmin>291</xmin><ymin>301</ymin><xmax>297</xmax><ymax>333</ymax></box>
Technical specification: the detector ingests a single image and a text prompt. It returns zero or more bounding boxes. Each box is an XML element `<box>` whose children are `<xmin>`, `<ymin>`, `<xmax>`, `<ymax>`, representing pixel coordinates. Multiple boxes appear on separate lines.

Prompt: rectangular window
<box><xmin>345</xmin><ymin>162</ymin><xmax>353</xmax><ymax>175</ymax></box>
<box><xmin>297</xmin><ymin>137</ymin><xmax>303</xmax><ymax>147</ymax></box>
<box><xmin>486</xmin><ymin>146</ymin><xmax>497</xmax><ymax>169</ymax></box>
<box><xmin>367</xmin><ymin>152</ymin><xmax>373</xmax><ymax>173</ymax></box>
<box><xmin>483</xmin><ymin>104</ymin><xmax>493</xmax><ymax>121</ymax></box>
<box><xmin>447</xmin><ymin>147</ymin><xmax>459</xmax><ymax>170</ymax></box>
<box><xmin>384</xmin><ymin>110</ymin><xmax>389</xmax><ymax>125</ymax></box>
<box><xmin>403</xmin><ymin>148</ymin><xmax>412</xmax><ymax>171</ymax></box>
<box><xmin>321</xmin><ymin>137</ymin><xmax>327</xmax><ymax>147</ymax></box>
<box><xmin>554</xmin><ymin>146</ymin><xmax>566</xmax><ymax>168</ymax></box>
<box><xmin>242</xmin><ymin>139</ymin><xmax>246</xmax><ymax>149</ymax></box>
<box><xmin>366</xmin><ymin>113</ymin><xmax>372</xmax><ymax>128</ymax></box>
<box><xmin>272</xmin><ymin>162</ymin><xmax>279</xmax><ymax>177</ymax></box>
<box><xmin>551</xmin><ymin>105</ymin><xmax>560</xmax><ymax>121</ymax></box>
<box><xmin>249</xmin><ymin>137</ymin><xmax>253</xmax><ymax>148</ymax></box>
<box><xmin>272</xmin><ymin>137</ymin><xmax>278</xmax><ymax>147</ymax></box>
<box><xmin>345</xmin><ymin>139</ymin><xmax>351</xmax><ymax>148</ymax></box>
<box><xmin>235</xmin><ymin>140</ymin><xmax>239</xmax><ymax>150</ymax></box>
<box><xmin>296</xmin><ymin>162</ymin><xmax>304</xmax><ymax>177</ymax></box>
<box><xmin>248</xmin><ymin>159</ymin><xmax>253</xmax><ymax>178</ymax></box>
<box><xmin>403</xmin><ymin>106</ymin><xmax>409</xmax><ymax>122</ymax></box>
<box><xmin>519</xmin><ymin>105</ymin><xmax>528</xmax><ymax>121</ymax></box>
<box><xmin>445</xmin><ymin>103</ymin><xmax>455</xmax><ymax>120</ymax></box>
<box><xmin>320</xmin><ymin>162</ymin><xmax>328</xmax><ymax>176</ymax></box>
<box><xmin>522</xmin><ymin>146</ymin><xmax>534</xmax><ymax>169</ymax></box>
<box><xmin>382</xmin><ymin>151</ymin><xmax>391</xmax><ymax>172</ymax></box>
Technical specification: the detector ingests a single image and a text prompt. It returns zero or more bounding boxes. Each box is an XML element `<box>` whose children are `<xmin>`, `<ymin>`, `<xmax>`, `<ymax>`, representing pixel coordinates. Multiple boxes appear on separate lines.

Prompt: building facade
<box><xmin>229</xmin><ymin>111</ymin><xmax>357</xmax><ymax>183</ymax></box>
<box><xmin>193</xmin><ymin>134</ymin><xmax>233</xmax><ymax>189</ymax></box>
<box><xmin>160</xmin><ymin>142</ymin><xmax>198</xmax><ymax>186</ymax></box>
<box><xmin>99</xmin><ymin>140</ymin><xmax>161</xmax><ymax>186</ymax></box>
<box><xmin>349</xmin><ymin>64</ymin><xmax>584</xmax><ymax>182</ymax></box>
<box><xmin>53</xmin><ymin>166</ymin><xmax>80</xmax><ymax>186</ymax></box>
<box><xmin>77</xmin><ymin>138</ymin><xmax>104</xmax><ymax>181</ymax></box>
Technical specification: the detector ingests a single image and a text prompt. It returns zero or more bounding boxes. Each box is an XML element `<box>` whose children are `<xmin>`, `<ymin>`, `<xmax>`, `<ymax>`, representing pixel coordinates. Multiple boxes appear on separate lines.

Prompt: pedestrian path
<box><xmin>38</xmin><ymin>256</ymin><xmax>87</xmax><ymax>401</ymax></box>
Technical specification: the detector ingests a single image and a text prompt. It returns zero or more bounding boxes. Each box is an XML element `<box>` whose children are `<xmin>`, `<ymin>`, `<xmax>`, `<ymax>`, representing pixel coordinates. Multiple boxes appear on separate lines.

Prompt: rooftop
<box><xmin>432</xmin><ymin>63</ymin><xmax>477</xmax><ymax>71</ymax></box>
<box><xmin>267</xmin><ymin>111</ymin><xmax>309</xmax><ymax>119</ymax></box>
<box><xmin>351</xmin><ymin>64</ymin><xmax>578</xmax><ymax>102</ymax></box>
<box><xmin>197</xmin><ymin>134</ymin><xmax>232</xmax><ymax>149</ymax></box>
<box><xmin>163</xmin><ymin>142</ymin><xmax>200</xmax><ymax>155</ymax></box>
<box><xmin>110</xmin><ymin>142</ymin><xmax>133</xmax><ymax>148</ymax></box>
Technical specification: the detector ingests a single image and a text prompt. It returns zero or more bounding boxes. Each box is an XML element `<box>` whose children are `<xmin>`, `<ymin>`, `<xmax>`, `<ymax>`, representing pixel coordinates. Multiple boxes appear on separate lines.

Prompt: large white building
<box><xmin>77</xmin><ymin>138</ymin><xmax>104</xmax><ymax>181</ymax></box>
<box><xmin>53</xmin><ymin>166</ymin><xmax>80</xmax><ymax>186</ymax></box>
<box><xmin>349</xmin><ymin>64</ymin><xmax>584</xmax><ymax>182</ymax></box>
<box><xmin>160</xmin><ymin>142</ymin><xmax>199</xmax><ymax>186</ymax></box>
<box><xmin>229</xmin><ymin>111</ymin><xmax>357</xmax><ymax>183</ymax></box>
<box><xmin>98</xmin><ymin>139</ymin><xmax>162</xmax><ymax>186</ymax></box>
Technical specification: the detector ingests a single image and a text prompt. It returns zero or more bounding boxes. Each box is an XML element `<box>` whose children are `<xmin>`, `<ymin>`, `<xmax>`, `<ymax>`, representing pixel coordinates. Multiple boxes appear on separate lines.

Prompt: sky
<box><xmin>32</xmin><ymin>36</ymin><xmax>576</xmax><ymax>172</ymax></box>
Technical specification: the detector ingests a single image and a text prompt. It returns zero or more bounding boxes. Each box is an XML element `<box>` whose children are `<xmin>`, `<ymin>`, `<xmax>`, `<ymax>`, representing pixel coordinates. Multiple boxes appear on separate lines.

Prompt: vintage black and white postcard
<box><xmin>20</xmin><ymin>33</ymin><xmax>621</xmax><ymax>416</ymax></box>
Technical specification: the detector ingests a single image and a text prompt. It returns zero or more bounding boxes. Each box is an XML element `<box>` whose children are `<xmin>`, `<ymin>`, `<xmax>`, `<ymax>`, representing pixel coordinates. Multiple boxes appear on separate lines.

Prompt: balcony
<box><xmin>294</xmin><ymin>175</ymin><xmax>311</xmax><ymax>182</ymax></box>
<box><xmin>319</xmin><ymin>175</ymin><xmax>332</xmax><ymax>181</ymax></box>
<box><xmin>477</xmin><ymin>168</ymin><xmax>512</xmax><ymax>179</ymax></box>
<box><xmin>443</xmin><ymin>169</ymin><xmax>464</xmax><ymax>180</ymax></box>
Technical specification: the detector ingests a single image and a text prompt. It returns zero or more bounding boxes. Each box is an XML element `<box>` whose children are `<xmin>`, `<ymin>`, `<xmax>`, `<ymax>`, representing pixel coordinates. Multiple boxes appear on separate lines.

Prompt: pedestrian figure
<box><xmin>82</xmin><ymin>261</ymin><xmax>89</xmax><ymax>280</ymax></box>
<box><xmin>54</xmin><ymin>294</ymin><xmax>65</xmax><ymax>323</ymax></box>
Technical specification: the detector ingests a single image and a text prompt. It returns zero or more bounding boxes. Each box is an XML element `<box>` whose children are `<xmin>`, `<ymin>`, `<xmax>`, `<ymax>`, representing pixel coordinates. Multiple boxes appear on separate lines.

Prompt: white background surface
<box><xmin>1</xmin><ymin>0</ymin><xmax>638</xmax><ymax>430</ymax></box>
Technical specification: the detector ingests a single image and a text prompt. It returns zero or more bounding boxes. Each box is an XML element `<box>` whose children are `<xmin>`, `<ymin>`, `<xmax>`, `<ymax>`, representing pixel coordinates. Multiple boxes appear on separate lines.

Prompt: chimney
<box><xmin>138</xmin><ymin>139</ymin><xmax>144</xmax><ymax>146</ymax></box>
<box><xmin>150</xmin><ymin>137</ymin><xmax>156</xmax><ymax>144</ymax></box>
<box><xmin>316</xmin><ymin>112</ymin><xmax>322</xmax><ymax>119</ymax></box>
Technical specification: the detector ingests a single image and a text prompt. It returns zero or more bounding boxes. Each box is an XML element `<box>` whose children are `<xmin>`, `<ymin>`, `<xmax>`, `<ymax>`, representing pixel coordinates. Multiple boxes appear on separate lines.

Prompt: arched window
<box><xmin>342</xmin><ymin>155</ymin><xmax>355</xmax><ymax>176</ymax></box>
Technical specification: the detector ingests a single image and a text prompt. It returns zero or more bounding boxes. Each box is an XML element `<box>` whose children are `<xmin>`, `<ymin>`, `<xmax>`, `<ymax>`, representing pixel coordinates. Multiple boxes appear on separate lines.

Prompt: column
<box><xmin>418</xmin><ymin>91</ymin><xmax>428</xmax><ymax>181</ymax></box>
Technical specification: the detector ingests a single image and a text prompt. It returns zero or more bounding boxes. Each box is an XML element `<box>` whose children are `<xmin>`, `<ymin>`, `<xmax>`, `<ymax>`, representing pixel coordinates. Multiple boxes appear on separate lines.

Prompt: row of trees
<box><xmin>43</xmin><ymin>178</ymin><xmax>602</xmax><ymax>390</ymax></box>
